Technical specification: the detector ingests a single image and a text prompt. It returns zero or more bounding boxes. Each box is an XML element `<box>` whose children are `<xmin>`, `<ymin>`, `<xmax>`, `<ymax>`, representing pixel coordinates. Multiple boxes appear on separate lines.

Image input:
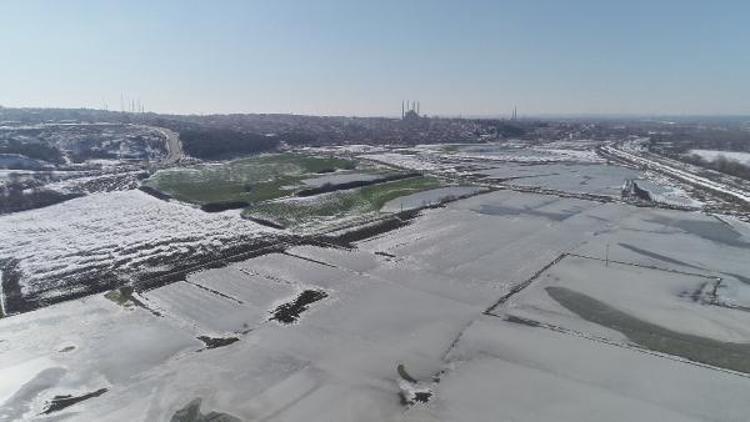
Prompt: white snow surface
<box><xmin>0</xmin><ymin>190</ymin><xmax>274</xmax><ymax>297</ymax></box>
<box><xmin>688</xmin><ymin>149</ymin><xmax>750</xmax><ymax>165</ymax></box>
<box><xmin>359</xmin><ymin>153</ymin><xmax>441</xmax><ymax>171</ymax></box>
<box><xmin>1</xmin><ymin>187</ymin><xmax>750</xmax><ymax>421</ymax></box>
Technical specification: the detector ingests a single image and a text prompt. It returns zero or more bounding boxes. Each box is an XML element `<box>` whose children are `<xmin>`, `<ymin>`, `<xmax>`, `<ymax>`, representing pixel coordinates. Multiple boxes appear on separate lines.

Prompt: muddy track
<box><xmin>149</xmin><ymin>125</ymin><xmax>183</xmax><ymax>165</ymax></box>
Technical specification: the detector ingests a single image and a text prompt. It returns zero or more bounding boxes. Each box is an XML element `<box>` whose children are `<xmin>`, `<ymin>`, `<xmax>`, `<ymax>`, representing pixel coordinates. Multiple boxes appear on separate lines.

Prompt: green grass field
<box><xmin>243</xmin><ymin>176</ymin><xmax>443</xmax><ymax>227</ymax></box>
<box><xmin>144</xmin><ymin>153</ymin><xmax>357</xmax><ymax>205</ymax></box>
<box><xmin>145</xmin><ymin>153</ymin><xmax>452</xmax><ymax>228</ymax></box>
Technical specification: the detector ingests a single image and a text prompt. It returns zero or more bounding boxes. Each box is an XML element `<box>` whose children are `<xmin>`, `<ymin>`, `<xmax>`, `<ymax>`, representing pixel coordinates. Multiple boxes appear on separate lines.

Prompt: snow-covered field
<box><xmin>360</xmin><ymin>152</ymin><xmax>443</xmax><ymax>171</ymax></box>
<box><xmin>0</xmin><ymin>190</ymin><xmax>275</xmax><ymax>304</ymax></box>
<box><xmin>450</xmin><ymin>143</ymin><xmax>605</xmax><ymax>163</ymax></box>
<box><xmin>689</xmin><ymin>149</ymin><xmax>750</xmax><ymax>165</ymax></box>
<box><xmin>2</xmin><ymin>137</ymin><xmax>750</xmax><ymax>421</ymax></box>
<box><xmin>415</xmin><ymin>316</ymin><xmax>750</xmax><ymax>422</ymax></box>
<box><xmin>2</xmin><ymin>190</ymin><xmax>749</xmax><ymax>421</ymax></box>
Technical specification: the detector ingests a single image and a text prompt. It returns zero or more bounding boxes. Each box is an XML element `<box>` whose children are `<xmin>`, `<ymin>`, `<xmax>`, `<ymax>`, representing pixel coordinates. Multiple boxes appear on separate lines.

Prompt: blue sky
<box><xmin>1</xmin><ymin>0</ymin><xmax>748</xmax><ymax>116</ymax></box>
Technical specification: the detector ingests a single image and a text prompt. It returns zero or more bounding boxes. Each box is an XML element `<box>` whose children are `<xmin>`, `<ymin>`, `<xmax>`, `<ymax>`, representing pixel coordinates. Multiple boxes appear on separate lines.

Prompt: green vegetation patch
<box><xmin>143</xmin><ymin>153</ymin><xmax>357</xmax><ymax>205</ymax></box>
<box><xmin>243</xmin><ymin>176</ymin><xmax>442</xmax><ymax>227</ymax></box>
<box><xmin>104</xmin><ymin>286</ymin><xmax>135</xmax><ymax>309</ymax></box>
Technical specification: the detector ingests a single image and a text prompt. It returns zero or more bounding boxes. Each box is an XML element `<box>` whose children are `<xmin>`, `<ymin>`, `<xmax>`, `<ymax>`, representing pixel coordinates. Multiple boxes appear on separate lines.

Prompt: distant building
<box><xmin>621</xmin><ymin>179</ymin><xmax>652</xmax><ymax>202</ymax></box>
<box><xmin>401</xmin><ymin>100</ymin><xmax>421</xmax><ymax>120</ymax></box>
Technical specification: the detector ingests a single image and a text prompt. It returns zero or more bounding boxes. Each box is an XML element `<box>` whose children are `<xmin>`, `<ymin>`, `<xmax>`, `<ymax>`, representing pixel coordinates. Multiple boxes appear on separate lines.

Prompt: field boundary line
<box><xmin>486</xmin><ymin>312</ymin><xmax>750</xmax><ymax>380</ymax></box>
<box><xmin>483</xmin><ymin>252</ymin><xmax>568</xmax><ymax>315</ymax></box>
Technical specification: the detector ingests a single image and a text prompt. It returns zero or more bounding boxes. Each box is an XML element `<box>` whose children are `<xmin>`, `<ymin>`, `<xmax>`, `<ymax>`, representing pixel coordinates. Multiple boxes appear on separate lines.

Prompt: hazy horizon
<box><xmin>5</xmin><ymin>105</ymin><xmax>750</xmax><ymax>121</ymax></box>
<box><xmin>2</xmin><ymin>0</ymin><xmax>749</xmax><ymax>116</ymax></box>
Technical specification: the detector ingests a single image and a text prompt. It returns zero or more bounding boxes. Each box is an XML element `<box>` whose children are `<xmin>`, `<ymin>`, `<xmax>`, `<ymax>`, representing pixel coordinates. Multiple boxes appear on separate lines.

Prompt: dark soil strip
<box><xmin>0</xmin><ymin>190</ymin><xmax>84</xmax><ymax>215</ymax></box>
<box><xmin>200</xmin><ymin>201</ymin><xmax>249</xmax><ymax>213</ymax></box>
<box><xmin>324</xmin><ymin>210</ymin><xmax>420</xmax><ymax>247</ymax></box>
<box><xmin>243</xmin><ymin>216</ymin><xmax>286</xmax><ymax>229</ymax></box>
<box><xmin>197</xmin><ymin>336</ymin><xmax>239</xmax><ymax>350</ymax></box>
<box><xmin>41</xmin><ymin>388</ymin><xmax>108</xmax><ymax>414</ymax></box>
<box><xmin>484</xmin><ymin>253</ymin><xmax>568</xmax><ymax>315</ymax></box>
<box><xmin>183</xmin><ymin>280</ymin><xmax>244</xmax><ymax>304</ymax></box>
<box><xmin>503</xmin><ymin>314</ymin><xmax>542</xmax><ymax>327</ymax></box>
<box><xmin>282</xmin><ymin>251</ymin><xmax>338</xmax><ymax>268</ymax></box>
<box><xmin>295</xmin><ymin>173</ymin><xmax>421</xmax><ymax>197</ymax></box>
<box><xmin>686</xmin><ymin>281</ymin><xmax>709</xmax><ymax>303</ymax></box>
<box><xmin>375</xmin><ymin>251</ymin><xmax>397</xmax><ymax>258</ymax></box>
<box><xmin>546</xmin><ymin>286</ymin><xmax>750</xmax><ymax>374</ymax></box>
<box><xmin>18</xmin><ymin>274</ymin><xmax>122</xmax><ymax>315</ymax></box>
<box><xmin>0</xmin><ymin>259</ymin><xmax>25</xmax><ymax>316</ymax></box>
<box><xmin>170</xmin><ymin>398</ymin><xmax>242</xmax><ymax>422</ymax></box>
<box><xmin>270</xmin><ymin>290</ymin><xmax>328</xmax><ymax>324</ymax></box>
<box><xmin>397</xmin><ymin>364</ymin><xmax>418</xmax><ymax>383</ymax></box>
<box><xmin>139</xmin><ymin>185</ymin><xmax>172</xmax><ymax>201</ymax></box>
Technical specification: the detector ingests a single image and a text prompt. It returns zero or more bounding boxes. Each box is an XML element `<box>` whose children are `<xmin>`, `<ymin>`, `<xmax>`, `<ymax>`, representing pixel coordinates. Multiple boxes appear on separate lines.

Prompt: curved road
<box><xmin>155</xmin><ymin>126</ymin><xmax>184</xmax><ymax>164</ymax></box>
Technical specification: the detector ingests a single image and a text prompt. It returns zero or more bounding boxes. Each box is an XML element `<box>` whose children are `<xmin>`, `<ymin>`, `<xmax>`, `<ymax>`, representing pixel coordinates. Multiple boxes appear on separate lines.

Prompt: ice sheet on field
<box><xmin>504</xmin><ymin>255</ymin><xmax>750</xmax><ymax>343</ymax></box>
<box><xmin>286</xmin><ymin>245</ymin><xmax>381</xmax><ymax>273</ymax></box>
<box><xmin>380</xmin><ymin>186</ymin><xmax>484</xmax><ymax>212</ymax></box>
<box><xmin>186</xmin><ymin>266</ymin><xmax>298</xmax><ymax>308</ymax></box>
<box><xmin>144</xmin><ymin>281</ymin><xmax>260</xmax><ymax>334</ymax></box>
<box><xmin>235</xmin><ymin>252</ymin><xmax>354</xmax><ymax>289</ymax></box>
<box><xmin>505</xmin><ymin>163</ymin><xmax>642</xmax><ymax>195</ymax></box>
<box><xmin>415</xmin><ymin>317</ymin><xmax>750</xmax><ymax>422</ymax></box>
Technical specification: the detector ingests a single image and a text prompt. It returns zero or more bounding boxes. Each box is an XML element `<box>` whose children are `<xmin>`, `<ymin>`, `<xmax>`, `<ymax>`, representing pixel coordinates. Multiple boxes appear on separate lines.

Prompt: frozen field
<box><xmin>380</xmin><ymin>185</ymin><xmax>484</xmax><ymax>212</ymax></box>
<box><xmin>499</xmin><ymin>163</ymin><xmax>640</xmax><ymax>195</ymax></box>
<box><xmin>2</xmin><ymin>189</ymin><xmax>749</xmax><ymax>420</ymax></box>
<box><xmin>410</xmin><ymin>317</ymin><xmax>750</xmax><ymax>422</ymax></box>
<box><xmin>451</xmin><ymin>143</ymin><xmax>604</xmax><ymax>163</ymax></box>
<box><xmin>356</xmin><ymin>142</ymin><xmax>700</xmax><ymax>207</ymax></box>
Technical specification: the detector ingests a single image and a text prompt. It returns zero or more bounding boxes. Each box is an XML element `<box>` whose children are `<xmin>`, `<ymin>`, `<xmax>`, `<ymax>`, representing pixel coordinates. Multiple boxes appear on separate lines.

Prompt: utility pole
<box><xmin>605</xmin><ymin>243</ymin><xmax>610</xmax><ymax>267</ymax></box>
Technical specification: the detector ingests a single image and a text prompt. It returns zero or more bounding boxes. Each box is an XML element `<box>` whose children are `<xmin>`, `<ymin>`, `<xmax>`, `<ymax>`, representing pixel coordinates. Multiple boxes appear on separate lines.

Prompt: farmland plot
<box><xmin>2</xmin><ymin>145</ymin><xmax>750</xmax><ymax>421</ymax></box>
<box><xmin>0</xmin><ymin>190</ymin><xmax>276</xmax><ymax>311</ymax></box>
